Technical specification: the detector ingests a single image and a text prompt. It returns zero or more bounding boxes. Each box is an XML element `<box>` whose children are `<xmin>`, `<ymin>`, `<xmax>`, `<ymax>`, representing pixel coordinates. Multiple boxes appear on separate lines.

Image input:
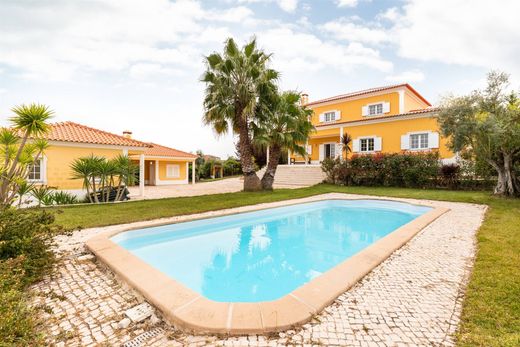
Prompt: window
<box><xmin>324</xmin><ymin>143</ymin><xmax>335</xmax><ymax>158</ymax></box>
<box><xmin>324</xmin><ymin>111</ymin><xmax>336</xmax><ymax>122</ymax></box>
<box><xmin>360</xmin><ymin>138</ymin><xmax>375</xmax><ymax>152</ymax></box>
<box><xmin>410</xmin><ymin>133</ymin><xmax>429</xmax><ymax>150</ymax></box>
<box><xmin>368</xmin><ymin>103</ymin><xmax>383</xmax><ymax>115</ymax></box>
<box><xmin>28</xmin><ymin>159</ymin><xmax>42</xmax><ymax>181</ymax></box>
<box><xmin>166</xmin><ymin>164</ymin><xmax>180</xmax><ymax>178</ymax></box>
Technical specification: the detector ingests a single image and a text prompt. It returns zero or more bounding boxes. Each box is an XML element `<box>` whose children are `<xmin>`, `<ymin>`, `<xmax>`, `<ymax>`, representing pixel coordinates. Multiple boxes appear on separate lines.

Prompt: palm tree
<box><xmin>340</xmin><ymin>132</ymin><xmax>353</xmax><ymax>159</ymax></box>
<box><xmin>201</xmin><ymin>38</ymin><xmax>279</xmax><ymax>191</ymax></box>
<box><xmin>253</xmin><ymin>91</ymin><xmax>314</xmax><ymax>190</ymax></box>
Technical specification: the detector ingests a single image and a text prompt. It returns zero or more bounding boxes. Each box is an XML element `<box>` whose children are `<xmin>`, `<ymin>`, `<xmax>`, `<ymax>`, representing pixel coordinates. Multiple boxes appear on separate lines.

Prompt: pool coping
<box><xmin>86</xmin><ymin>193</ymin><xmax>449</xmax><ymax>335</ymax></box>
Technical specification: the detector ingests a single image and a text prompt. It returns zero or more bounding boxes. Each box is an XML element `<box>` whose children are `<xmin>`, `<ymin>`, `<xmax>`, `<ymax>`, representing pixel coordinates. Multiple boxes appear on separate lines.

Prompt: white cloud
<box><xmin>385</xmin><ymin>69</ymin><xmax>425</xmax><ymax>83</ymax></box>
<box><xmin>236</xmin><ymin>0</ymin><xmax>298</xmax><ymax>12</ymax></box>
<box><xmin>128</xmin><ymin>63</ymin><xmax>183</xmax><ymax>80</ymax></box>
<box><xmin>321</xmin><ymin>18</ymin><xmax>390</xmax><ymax>44</ymax></box>
<box><xmin>258</xmin><ymin>27</ymin><xmax>393</xmax><ymax>72</ymax></box>
<box><xmin>394</xmin><ymin>0</ymin><xmax>520</xmax><ymax>75</ymax></box>
<box><xmin>336</xmin><ymin>0</ymin><xmax>359</xmax><ymax>8</ymax></box>
<box><xmin>0</xmin><ymin>0</ymin><xmax>245</xmax><ymax>80</ymax></box>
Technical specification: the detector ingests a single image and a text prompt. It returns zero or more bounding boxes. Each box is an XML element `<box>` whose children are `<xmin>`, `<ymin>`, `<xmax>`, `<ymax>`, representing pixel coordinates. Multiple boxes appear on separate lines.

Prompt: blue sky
<box><xmin>0</xmin><ymin>0</ymin><xmax>518</xmax><ymax>157</ymax></box>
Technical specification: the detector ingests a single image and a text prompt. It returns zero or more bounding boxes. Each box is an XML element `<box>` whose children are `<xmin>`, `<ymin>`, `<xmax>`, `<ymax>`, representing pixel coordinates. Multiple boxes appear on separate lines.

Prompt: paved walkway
<box><xmin>31</xmin><ymin>194</ymin><xmax>486</xmax><ymax>346</ymax></box>
<box><xmin>127</xmin><ymin>177</ymin><xmax>303</xmax><ymax>200</ymax></box>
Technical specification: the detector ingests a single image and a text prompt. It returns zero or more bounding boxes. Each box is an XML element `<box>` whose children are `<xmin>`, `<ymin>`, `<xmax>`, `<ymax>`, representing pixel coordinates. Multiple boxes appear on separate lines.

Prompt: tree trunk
<box><xmin>261</xmin><ymin>144</ymin><xmax>281</xmax><ymax>190</ymax></box>
<box><xmin>237</xmin><ymin>111</ymin><xmax>261</xmax><ymax>192</ymax></box>
<box><xmin>488</xmin><ymin>154</ymin><xmax>518</xmax><ymax>196</ymax></box>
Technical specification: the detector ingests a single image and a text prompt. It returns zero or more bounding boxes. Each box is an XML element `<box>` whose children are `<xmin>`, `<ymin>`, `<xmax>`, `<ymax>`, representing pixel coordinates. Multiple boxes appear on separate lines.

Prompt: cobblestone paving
<box><xmin>30</xmin><ymin>194</ymin><xmax>486</xmax><ymax>346</ymax></box>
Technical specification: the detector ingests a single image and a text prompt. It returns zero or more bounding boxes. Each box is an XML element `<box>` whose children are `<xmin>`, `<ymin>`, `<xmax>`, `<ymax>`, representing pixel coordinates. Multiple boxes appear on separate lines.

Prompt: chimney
<box><xmin>301</xmin><ymin>93</ymin><xmax>309</xmax><ymax>105</ymax></box>
<box><xmin>122</xmin><ymin>130</ymin><xmax>133</xmax><ymax>139</ymax></box>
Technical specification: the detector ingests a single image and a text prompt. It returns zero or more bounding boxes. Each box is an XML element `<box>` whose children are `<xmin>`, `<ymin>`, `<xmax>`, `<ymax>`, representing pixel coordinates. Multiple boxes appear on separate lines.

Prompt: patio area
<box><xmin>31</xmin><ymin>193</ymin><xmax>486</xmax><ymax>346</ymax></box>
<box><xmin>127</xmin><ymin>176</ymin><xmax>304</xmax><ymax>200</ymax></box>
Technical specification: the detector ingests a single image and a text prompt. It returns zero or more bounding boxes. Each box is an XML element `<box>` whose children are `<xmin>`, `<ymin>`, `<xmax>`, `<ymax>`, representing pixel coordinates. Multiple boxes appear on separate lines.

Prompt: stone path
<box><xmin>127</xmin><ymin>177</ymin><xmax>302</xmax><ymax>200</ymax></box>
<box><xmin>30</xmin><ymin>194</ymin><xmax>486</xmax><ymax>346</ymax></box>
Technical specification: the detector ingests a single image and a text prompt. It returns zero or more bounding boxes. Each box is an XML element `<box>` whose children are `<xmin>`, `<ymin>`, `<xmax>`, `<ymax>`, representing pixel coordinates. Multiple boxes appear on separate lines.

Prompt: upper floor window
<box><xmin>324</xmin><ymin>111</ymin><xmax>335</xmax><ymax>122</ymax></box>
<box><xmin>319</xmin><ymin>110</ymin><xmax>340</xmax><ymax>123</ymax></box>
<box><xmin>27</xmin><ymin>159</ymin><xmax>43</xmax><ymax>181</ymax></box>
<box><xmin>368</xmin><ymin>103</ymin><xmax>383</xmax><ymax>115</ymax></box>
<box><xmin>360</xmin><ymin>138</ymin><xmax>375</xmax><ymax>152</ymax></box>
<box><xmin>410</xmin><ymin>133</ymin><xmax>429</xmax><ymax>150</ymax></box>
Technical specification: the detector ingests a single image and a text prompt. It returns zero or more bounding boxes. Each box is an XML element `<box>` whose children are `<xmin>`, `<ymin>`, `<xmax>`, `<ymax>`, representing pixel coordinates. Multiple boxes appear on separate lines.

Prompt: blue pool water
<box><xmin>112</xmin><ymin>199</ymin><xmax>430</xmax><ymax>302</ymax></box>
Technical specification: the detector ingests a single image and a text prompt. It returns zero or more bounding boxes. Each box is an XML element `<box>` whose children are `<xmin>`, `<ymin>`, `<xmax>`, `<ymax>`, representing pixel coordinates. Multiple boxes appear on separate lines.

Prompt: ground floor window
<box><xmin>166</xmin><ymin>164</ymin><xmax>180</xmax><ymax>178</ymax></box>
<box><xmin>360</xmin><ymin>138</ymin><xmax>375</xmax><ymax>152</ymax></box>
<box><xmin>27</xmin><ymin>159</ymin><xmax>43</xmax><ymax>181</ymax></box>
<box><xmin>410</xmin><ymin>133</ymin><xmax>429</xmax><ymax>150</ymax></box>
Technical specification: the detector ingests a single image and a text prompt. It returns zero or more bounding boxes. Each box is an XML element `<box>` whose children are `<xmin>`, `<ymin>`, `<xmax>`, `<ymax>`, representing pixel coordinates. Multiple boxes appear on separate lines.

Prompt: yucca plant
<box><xmin>51</xmin><ymin>191</ymin><xmax>78</xmax><ymax>205</ymax></box>
<box><xmin>0</xmin><ymin>103</ymin><xmax>52</xmax><ymax>207</ymax></box>
<box><xmin>70</xmin><ymin>154</ymin><xmax>136</xmax><ymax>203</ymax></box>
<box><xmin>31</xmin><ymin>186</ymin><xmax>56</xmax><ymax>207</ymax></box>
<box><xmin>15</xmin><ymin>180</ymin><xmax>34</xmax><ymax>207</ymax></box>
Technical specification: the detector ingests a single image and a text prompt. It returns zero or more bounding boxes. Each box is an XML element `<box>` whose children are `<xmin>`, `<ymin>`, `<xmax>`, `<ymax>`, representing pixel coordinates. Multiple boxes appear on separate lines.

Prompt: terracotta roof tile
<box><xmin>144</xmin><ymin>142</ymin><xmax>197</xmax><ymax>159</ymax></box>
<box><xmin>36</xmin><ymin>121</ymin><xmax>150</xmax><ymax>147</ymax></box>
<box><xmin>305</xmin><ymin>83</ymin><xmax>432</xmax><ymax>107</ymax></box>
<box><xmin>316</xmin><ymin>107</ymin><xmax>439</xmax><ymax>127</ymax></box>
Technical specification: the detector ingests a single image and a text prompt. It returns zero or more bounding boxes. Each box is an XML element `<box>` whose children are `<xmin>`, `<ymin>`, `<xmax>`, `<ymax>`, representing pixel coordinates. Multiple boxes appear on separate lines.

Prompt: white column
<box><xmin>192</xmin><ymin>160</ymin><xmax>196</xmax><ymax>185</ymax></box>
<box><xmin>139</xmin><ymin>154</ymin><xmax>145</xmax><ymax>196</ymax></box>
<box><xmin>287</xmin><ymin>149</ymin><xmax>291</xmax><ymax>165</ymax></box>
<box><xmin>266</xmin><ymin>147</ymin><xmax>270</xmax><ymax>164</ymax></box>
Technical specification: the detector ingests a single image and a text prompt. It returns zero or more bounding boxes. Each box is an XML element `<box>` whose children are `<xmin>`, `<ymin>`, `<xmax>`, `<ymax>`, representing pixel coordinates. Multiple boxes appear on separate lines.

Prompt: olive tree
<box><xmin>438</xmin><ymin>71</ymin><xmax>520</xmax><ymax>196</ymax></box>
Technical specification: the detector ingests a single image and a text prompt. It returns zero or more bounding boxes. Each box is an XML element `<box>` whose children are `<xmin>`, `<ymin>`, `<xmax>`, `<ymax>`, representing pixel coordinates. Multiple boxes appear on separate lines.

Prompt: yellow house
<box><xmin>290</xmin><ymin>84</ymin><xmax>454</xmax><ymax>163</ymax></box>
<box><xmin>28</xmin><ymin>121</ymin><xmax>196</xmax><ymax>198</ymax></box>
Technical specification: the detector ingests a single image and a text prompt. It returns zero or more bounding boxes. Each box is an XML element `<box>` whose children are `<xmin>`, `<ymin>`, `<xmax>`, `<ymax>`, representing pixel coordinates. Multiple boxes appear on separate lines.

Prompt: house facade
<box><xmin>28</xmin><ymin>121</ymin><xmax>196</xmax><ymax>198</ymax></box>
<box><xmin>290</xmin><ymin>84</ymin><xmax>453</xmax><ymax>163</ymax></box>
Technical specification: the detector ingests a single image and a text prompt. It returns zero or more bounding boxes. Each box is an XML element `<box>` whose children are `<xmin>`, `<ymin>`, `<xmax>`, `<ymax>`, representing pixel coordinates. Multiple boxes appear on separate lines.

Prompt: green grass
<box><xmin>51</xmin><ymin>184</ymin><xmax>519</xmax><ymax>346</ymax></box>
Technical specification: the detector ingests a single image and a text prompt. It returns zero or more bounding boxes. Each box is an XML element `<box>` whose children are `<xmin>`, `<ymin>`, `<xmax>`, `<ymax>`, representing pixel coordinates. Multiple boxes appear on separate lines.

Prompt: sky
<box><xmin>1</xmin><ymin>0</ymin><xmax>519</xmax><ymax>158</ymax></box>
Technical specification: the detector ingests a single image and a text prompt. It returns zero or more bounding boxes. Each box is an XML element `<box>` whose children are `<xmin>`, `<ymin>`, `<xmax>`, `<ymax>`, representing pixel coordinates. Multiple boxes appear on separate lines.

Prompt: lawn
<box><xmin>51</xmin><ymin>184</ymin><xmax>519</xmax><ymax>347</ymax></box>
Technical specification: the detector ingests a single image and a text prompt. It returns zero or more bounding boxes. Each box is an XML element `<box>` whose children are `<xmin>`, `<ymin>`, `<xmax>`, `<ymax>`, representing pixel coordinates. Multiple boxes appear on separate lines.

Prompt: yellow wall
<box><xmin>158</xmin><ymin>160</ymin><xmax>188</xmax><ymax>181</ymax></box>
<box><xmin>343</xmin><ymin>117</ymin><xmax>452</xmax><ymax>158</ymax></box>
<box><xmin>311</xmin><ymin>92</ymin><xmax>400</xmax><ymax>123</ymax></box>
<box><xmin>44</xmin><ymin>145</ymin><xmax>125</xmax><ymax>189</ymax></box>
<box><xmin>403</xmin><ymin>92</ymin><xmax>428</xmax><ymax>112</ymax></box>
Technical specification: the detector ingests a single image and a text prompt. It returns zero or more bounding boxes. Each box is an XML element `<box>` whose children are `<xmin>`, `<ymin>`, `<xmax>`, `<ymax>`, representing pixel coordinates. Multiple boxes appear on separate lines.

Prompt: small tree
<box><xmin>438</xmin><ymin>71</ymin><xmax>520</xmax><ymax>196</ymax></box>
<box><xmin>253</xmin><ymin>91</ymin><xmax>314</xmax><ymax>190</ymax></box>
<box><xmin>340</xmin><ymin>133</ymin><xmax>353</xmax><ymax>159</ymax></box>
<box><xmin>0</xmin><ymin>104</ymin><xmax>52</xmax><ymax>207</ymax></box>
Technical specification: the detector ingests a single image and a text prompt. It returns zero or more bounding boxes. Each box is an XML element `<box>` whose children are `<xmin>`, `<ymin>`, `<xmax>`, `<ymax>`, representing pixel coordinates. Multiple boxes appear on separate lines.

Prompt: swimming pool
<box><xmin>111</xmin><ymin>199</ymin><xmax>431</xmax><ymax>303</ymax></box>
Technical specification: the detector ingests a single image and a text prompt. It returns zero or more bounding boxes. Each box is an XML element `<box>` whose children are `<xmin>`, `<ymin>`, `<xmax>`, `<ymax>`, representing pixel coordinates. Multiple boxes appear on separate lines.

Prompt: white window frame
<box><xmin>324</xmin><ymin>111</ymin><xmax>335</xmax><ymax>122</ymax></box>
<box><xmin>166</xmin><ymin>164</ymin><xmax>180</xmax><ymax>178</ymax></box>
<box><xmin>359</xmin><ymin>137</ymin><xmax>375</xmax><ymax>153</ymax></box>
<box><xmin>27</xmin><ymin>157</ymin><xmax>46</xmax><ymax>183</ymax></box>
<box><xmin>409</xmin><ymin>132</ymin><xmax>429</xmax><ymax>150</ymax></box>
<box><xmin>319</xmin><ymin>110</ymin><xmax>341</xmax><ymax>123</ymax></box>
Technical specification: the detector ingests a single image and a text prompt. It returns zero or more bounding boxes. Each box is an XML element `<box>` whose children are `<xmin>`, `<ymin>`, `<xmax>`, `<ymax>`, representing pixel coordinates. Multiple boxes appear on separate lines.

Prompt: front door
<box><xmin>324</xmin><ymin>143</ymin><xmax>335</xmax><ymax>159</ymax></box>
<box><xmin>148</xmin><ymin>161</ymin><xmax>156</xmax><ymax>185</ymax></box>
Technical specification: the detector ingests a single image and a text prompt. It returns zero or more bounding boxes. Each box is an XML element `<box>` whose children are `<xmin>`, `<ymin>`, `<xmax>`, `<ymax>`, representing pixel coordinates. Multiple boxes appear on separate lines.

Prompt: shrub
<box><xmin>321</xmin><ymin>152</ymin><xmax>493</xmax><ymax>190</ymax></box>
<box><xmin>0</xmin><ymin>208</ymin><xmax>66</xmax><ymax>285</ymax></box>
<box><xmin>0</xmin><ymin>257</ymin><xmax>43</xmax><ymax>346</ymax></box>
